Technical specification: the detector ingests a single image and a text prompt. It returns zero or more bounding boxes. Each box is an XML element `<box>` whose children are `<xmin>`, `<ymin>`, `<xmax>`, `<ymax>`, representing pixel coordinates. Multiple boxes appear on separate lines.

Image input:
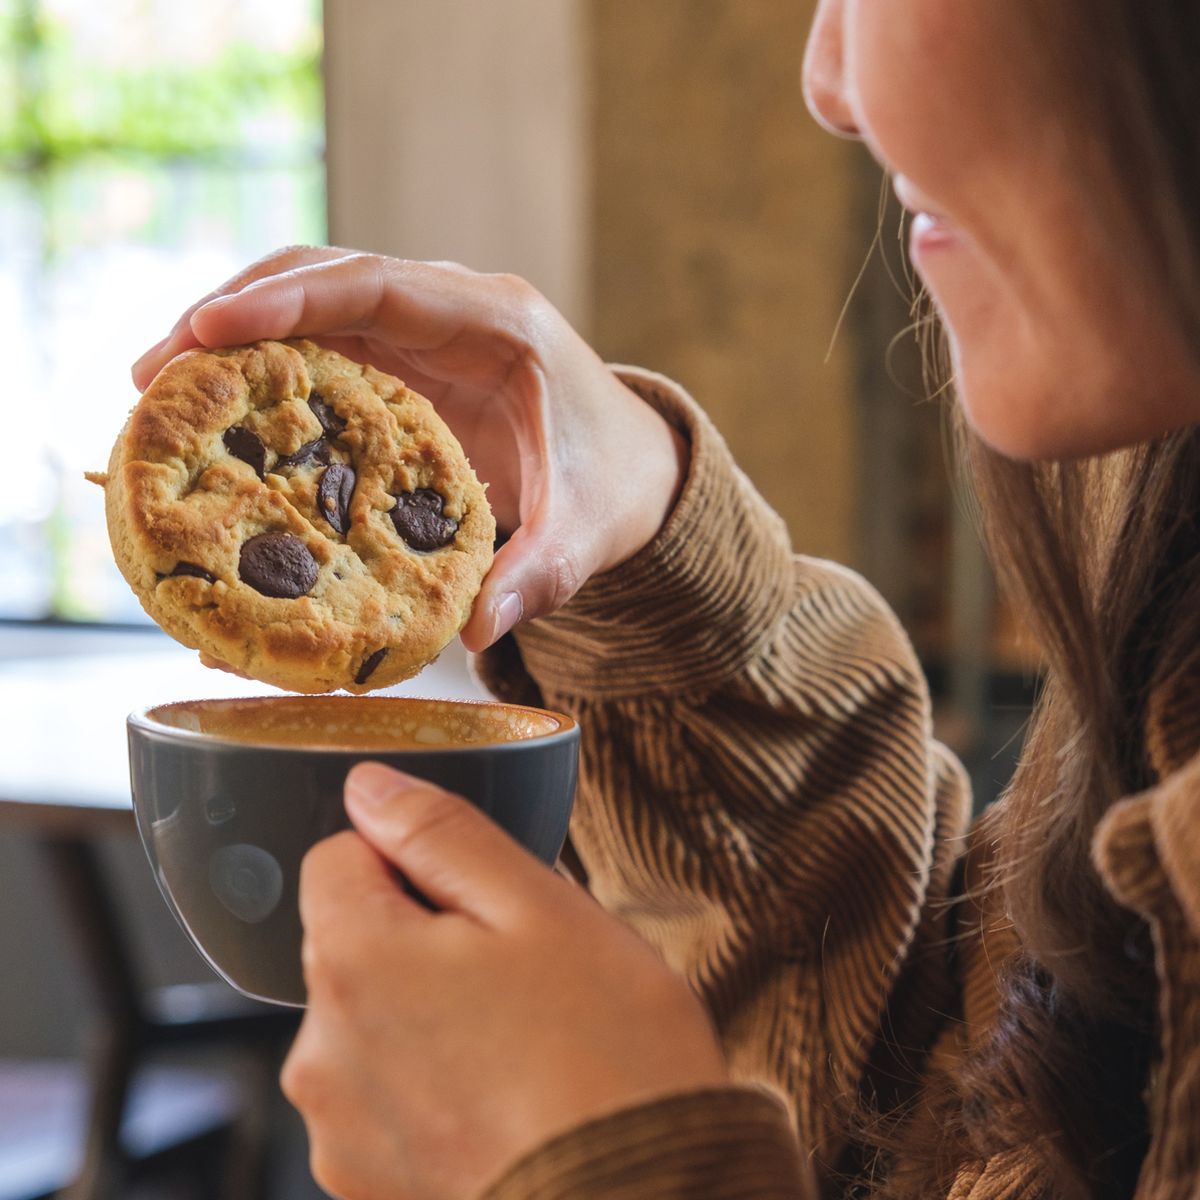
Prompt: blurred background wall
<box><xmin>592</xmin><ymin>0</ymin><xmax>861</xmax><ymax>565</ymax></box>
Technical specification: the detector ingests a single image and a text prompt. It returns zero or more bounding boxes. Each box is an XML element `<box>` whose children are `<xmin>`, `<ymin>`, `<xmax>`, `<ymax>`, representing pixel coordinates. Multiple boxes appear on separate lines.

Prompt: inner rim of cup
<box><xmin>135</xmin><ymin>695</ymin><xmax>573</xmax><ymax>752</ymax></box>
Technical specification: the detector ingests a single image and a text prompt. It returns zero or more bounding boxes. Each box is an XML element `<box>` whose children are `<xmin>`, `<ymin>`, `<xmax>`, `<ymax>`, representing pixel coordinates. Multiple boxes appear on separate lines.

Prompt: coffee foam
<box><xmin>146</xmin><ymin>696</ymin><xmax>564</xmax><ymax>750</ymax></box>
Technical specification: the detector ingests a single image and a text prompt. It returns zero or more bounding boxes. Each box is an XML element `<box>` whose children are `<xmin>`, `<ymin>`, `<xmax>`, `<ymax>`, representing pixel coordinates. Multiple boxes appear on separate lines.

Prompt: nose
<box><xmin>803</xmin><ymin>0</ymin><xmax>860</xmax><ymax>138</ymax></box>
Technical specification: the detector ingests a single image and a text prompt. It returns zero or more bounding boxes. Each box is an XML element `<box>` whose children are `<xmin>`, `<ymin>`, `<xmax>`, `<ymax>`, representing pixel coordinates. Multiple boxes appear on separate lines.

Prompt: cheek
<box><xmin>839</xmin><ymin>0</ymin><xmax>1200</xmax><ymax>457</ymax></box>
<box><xmin>840</xmin><ymin>1</ymin><xmax>1198</xmax><ymax>457</ymax></box>
<box><xmin>927</xmin><ymin>229</ymin><xmax>1086</xmax><ymax>457</ymax></box>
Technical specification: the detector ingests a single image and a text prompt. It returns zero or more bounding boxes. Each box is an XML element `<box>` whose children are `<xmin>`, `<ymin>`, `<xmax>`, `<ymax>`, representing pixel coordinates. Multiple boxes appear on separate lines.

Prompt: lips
<box><xmin>893</xmin><ymin>175</ymin><xmax>959</xmax><ymax>254</ymax></box>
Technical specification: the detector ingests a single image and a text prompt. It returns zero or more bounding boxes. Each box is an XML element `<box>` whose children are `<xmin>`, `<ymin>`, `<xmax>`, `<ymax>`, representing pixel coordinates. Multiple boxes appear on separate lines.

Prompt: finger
<box><xmin>460</xmin><ymin>521</ymin><xmax>586</xmax><ymax>651</ymax></box>
<box><xmin>298</xmin><ymin>333</ymin><xmax>452</xmax><ymax>401</ymax></box>
<box><xmin>187</xmin><ymin>257</ymin><xmax>534</xmax><ymax>393</ymax></box>
<box><xmin>134</xmin><ymin>244</ymin><xmax>349</xmax><ymax>380</ymax></box>
<box><xmin>298</xmin><ymin>829</ymin><xmax>429</xmax><ymax>954</ymax></box>
<box><xmin>317</xmin><ymin>334</ymin><xmax>455</xmax><ymax>404</ymax></box>
<box><xmin>280</xmin><ymin>1025</ymin><xmax>403</xmax><ymax>1200</ymax></box>
<box><xmin>131</xmin><ymin>244</ymin><xmax>350</xmax><ymax>388</ymax></box>
<box><xmin>343</xmin><ymin>762</ymin><xmax>553</xmax><ymax>926</ymax></box>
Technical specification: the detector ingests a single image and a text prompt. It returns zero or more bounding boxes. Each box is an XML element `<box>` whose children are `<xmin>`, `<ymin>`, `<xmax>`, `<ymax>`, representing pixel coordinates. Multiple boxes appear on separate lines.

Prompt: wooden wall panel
<box><xmin>589</xmin><ymin>0</ymin><xmax>864</xmax><ymax>563</ymax></box>
<box><xmin>324</xmin><ymin>0</ymin><xmax>589</xmax><ymax>326</ymax></box>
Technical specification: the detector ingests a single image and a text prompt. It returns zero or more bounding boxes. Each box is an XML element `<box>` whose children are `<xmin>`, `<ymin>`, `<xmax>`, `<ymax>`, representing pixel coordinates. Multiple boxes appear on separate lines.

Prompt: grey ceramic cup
<box><xmin>127</xmin><ymin>695</ymin><xmax>579</xmax><ymax>1007</ymax></box>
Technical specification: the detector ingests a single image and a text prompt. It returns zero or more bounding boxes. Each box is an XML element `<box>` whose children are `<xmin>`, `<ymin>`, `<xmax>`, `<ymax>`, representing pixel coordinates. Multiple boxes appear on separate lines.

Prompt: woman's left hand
<box><xmin>282</xmin><ymin>763</ymin><xmax>728</xmax><ymax>1200</ymax></box>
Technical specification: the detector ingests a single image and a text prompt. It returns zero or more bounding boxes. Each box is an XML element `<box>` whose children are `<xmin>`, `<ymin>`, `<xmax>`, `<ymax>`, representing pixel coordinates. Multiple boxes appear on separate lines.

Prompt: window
<box><xmin>0</xmin><ymin>0</ymin><xmax>325</xmax><ymax>622</ymax></box>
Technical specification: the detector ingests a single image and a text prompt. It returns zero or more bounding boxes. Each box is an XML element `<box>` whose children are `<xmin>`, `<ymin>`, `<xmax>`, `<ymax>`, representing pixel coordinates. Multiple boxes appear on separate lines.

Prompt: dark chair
<box><xmin>0</xmin><ymin>1057</ymin><xmax>236</xmax><ymax>1200</ymax></box>
<box><xmin>22</xmin><ymin>840</ymin><xmax>301</xmax><ymax>1200</ymax></box>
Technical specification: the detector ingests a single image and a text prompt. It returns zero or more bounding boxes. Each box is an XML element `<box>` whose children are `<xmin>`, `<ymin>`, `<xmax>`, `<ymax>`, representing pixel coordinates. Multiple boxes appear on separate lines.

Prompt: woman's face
<box><xmin>803</xmin><ymin>0</ymin><xmax>1200</xmax><ymax>460</ymax></box>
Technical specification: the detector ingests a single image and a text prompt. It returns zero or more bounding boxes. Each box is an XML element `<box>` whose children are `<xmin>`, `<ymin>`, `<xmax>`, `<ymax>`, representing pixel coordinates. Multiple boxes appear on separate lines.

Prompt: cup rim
<box><xmin>127</xmin><ymin>695</ymin><xmax>579</xmax><ymax>755</ymax></box>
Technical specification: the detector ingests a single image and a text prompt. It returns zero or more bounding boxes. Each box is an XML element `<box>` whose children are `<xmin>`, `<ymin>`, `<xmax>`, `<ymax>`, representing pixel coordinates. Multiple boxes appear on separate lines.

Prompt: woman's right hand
<box><xmin>131</xmin><ymin>247</ymin><xmax>688</xmax><ymax>651</ymax></box>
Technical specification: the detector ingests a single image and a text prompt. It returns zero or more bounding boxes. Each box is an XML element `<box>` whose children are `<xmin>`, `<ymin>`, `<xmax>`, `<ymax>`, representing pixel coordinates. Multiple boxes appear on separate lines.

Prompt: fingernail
<box><xmin>188</xmin><ymin>301</ymin><xmax>223</xmax><ymax>336</ymax></box>
<box><xmin>490</xmin><ymin>592</ymin><xmax>523</xmax><ymax>646</ymax></box>
<box><xmin>193</xmin><ymin>294</ymin><xmax>232</xmax><ymax>319</ymax></box>
<box><xmin>345</xmin><ymin>762</ymin><xmax>421</xmax><ymax>810</ymax></box>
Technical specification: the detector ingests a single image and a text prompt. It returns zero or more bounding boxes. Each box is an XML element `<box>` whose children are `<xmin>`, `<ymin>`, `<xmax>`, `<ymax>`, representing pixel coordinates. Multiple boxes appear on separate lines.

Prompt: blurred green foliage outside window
<box><xmin>0</xmin><ymin>0</ymin><xmax>325</xmax><ymax>622</ymax></box>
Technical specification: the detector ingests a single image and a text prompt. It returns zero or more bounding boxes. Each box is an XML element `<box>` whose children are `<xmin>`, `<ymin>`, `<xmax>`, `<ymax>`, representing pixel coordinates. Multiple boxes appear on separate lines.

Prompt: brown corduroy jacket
<box><xmin>475</xmin><ymin>368</ymin><xmax>1200</xmax><ymax>1199</ymax></box>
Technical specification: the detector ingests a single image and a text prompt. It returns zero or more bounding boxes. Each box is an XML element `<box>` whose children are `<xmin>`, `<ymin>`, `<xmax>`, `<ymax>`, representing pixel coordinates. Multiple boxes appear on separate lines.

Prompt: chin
<box><xmin>951</xmin><ymin>341</ymin><xmax>1144</xmax><ymax>462</ymax></box>
<box><xmin>946</xmin><ymin>301</ymin><xmax>1200</xmax><ymax>462</ymax></box>
<box><xmin>950</xmin><ymin>347</ymin><xmax>1070</xmax><ymax>460</ymax></box>
<box><xmin>959</xmin><ymin>390</ymin><xmax>1087</xmax><ymax>461</ymax></box>
<box><xmin>958</xmin><ymin>378</ymin><xmax>1175</xmax><ymax>462</ymax></box>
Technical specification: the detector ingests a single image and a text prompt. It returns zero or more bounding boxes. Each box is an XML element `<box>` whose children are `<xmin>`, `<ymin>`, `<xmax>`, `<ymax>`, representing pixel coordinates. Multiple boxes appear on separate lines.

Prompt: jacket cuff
<box><xmin>480</xmin><ymin>1086</ymin><xmax>813</xmax><ymax>1200</ymax></box>
<box><xmin>505</xmin><ymin>366</ymin><xmax>795</xmax><ymax>701</ymax></box>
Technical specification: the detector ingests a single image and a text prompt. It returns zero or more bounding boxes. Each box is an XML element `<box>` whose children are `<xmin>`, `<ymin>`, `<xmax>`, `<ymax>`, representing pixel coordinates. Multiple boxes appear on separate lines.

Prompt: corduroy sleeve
<box><xmin>474</xmin><ymin>367</ymin><xmax>972</xmax><ymax>1191</ymax></box>
<box><xmin>482</xmin><ymin>1088</ymin><xmax>814</xmax><ymax>1200</ymax></box>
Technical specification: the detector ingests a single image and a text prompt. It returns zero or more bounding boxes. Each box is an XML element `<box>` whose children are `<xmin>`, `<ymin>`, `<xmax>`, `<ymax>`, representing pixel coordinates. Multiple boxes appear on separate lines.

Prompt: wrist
<box><xmin>498</xmin><ymin>366</ymin><xmax>795</xmax><ymax>700</ymax></box>
<box><xmin>598</xmin><ymin>385</ymin><xmax>690</xmax><ymax>575</ymax></box>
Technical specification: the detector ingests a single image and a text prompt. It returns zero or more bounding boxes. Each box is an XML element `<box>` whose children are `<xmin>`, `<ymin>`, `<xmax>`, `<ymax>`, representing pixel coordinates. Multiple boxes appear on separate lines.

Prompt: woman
<box><xmin>132</xmin><ymin>2</ymin><xmax>1200</xmax><ymax>1198</ymax></box>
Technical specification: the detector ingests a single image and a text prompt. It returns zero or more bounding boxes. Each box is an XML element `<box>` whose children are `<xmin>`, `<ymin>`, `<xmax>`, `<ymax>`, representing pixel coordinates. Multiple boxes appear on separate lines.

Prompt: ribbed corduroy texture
<box><xmin>475</xmin><ymin>368</ymin><xmax>1200</xmax><ymax>1200</ymax></box>
<box><xmin>486</xmin><ymin>1088</ymin><xmax>813</xmax><ymax>1199</ymax></box>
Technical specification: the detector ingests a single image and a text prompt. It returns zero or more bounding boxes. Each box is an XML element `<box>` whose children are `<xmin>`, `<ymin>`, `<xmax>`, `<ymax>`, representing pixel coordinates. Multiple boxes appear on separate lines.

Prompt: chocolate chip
<box><xmin>276</xmin><ymin>437</ymin><xmax>330</xmax><ymax>469</ymax></box>
<box><xmin>169</xmin><ymin>562</ymin><xmax>216</xmax><ymax>583</ymax></box>
<box><xmin>238</xmin><ymin>532</ymin><xmax>318</xmax><ymax>599</ymax></box>
<box><xmin>354</xmin><ymin>648</ymin><xmax>388</xmax><ymax>685</ymax></box>
<box><xmin>390</xmin><ymin>489</ymin><xmax>459</xmax><ymax>551</ymax></box>
<box><xmin>223</xmin><ymin>426</ymin><xmax>266</xmax><ymax>479</ymax></box>
<box><xmin>318</xmin><ymin>464</ymin><xmax>356</xmax><ymax>535</ymax></box>
<box><xmin>308</xmin><ymin>392</ymin><xmax>347</xmax><ymax>437</ymax></box>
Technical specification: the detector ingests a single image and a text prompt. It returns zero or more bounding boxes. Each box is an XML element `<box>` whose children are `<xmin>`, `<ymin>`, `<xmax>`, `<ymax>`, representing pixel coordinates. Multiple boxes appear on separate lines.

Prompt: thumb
<box><xmin>461</xmin><ymin>524</ymin><xmax>588</xmax><ymax>652</ymax></box>
<box><xmin>343</xmin><ymin>762</ymin><xmax>551</xmax><ymax>925</ymax></box>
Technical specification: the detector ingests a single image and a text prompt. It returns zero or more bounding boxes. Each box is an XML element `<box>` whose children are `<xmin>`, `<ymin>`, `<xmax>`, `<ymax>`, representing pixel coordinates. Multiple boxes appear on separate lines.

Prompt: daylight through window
<box><xmin>0</xmin><ymin>0</ymin><xmax>325</xmax><ymax>621</ymax></box>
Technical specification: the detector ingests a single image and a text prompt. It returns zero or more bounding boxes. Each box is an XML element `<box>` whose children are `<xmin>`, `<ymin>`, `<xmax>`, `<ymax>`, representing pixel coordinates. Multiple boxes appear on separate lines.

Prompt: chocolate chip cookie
<box><xmin>92</xmin><ymin>340</ymin><xmax>495</xmax><ymax>693</ymax></box>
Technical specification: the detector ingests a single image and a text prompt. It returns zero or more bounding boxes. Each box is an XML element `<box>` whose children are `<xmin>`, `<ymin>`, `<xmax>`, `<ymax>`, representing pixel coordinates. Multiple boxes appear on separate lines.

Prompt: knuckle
<box><xmin>297</xmin><ymin>838</ymin><xmax>363</xmax><ymax>982</ymax></box>
<box><xmin>375</xmin><ymin>255</ymin><xmax>426</xmax><ymax>310</ymax></box>
<box><xmin>304</xmin><ymin>828</ymin><xmax>359</xmax><ymax>874</ymax></box>
<box><xmin>339</xmin><ymin>250</ymin><xmax>381</xmax><ymax>272</ymax></box>
<box><xmin>280</xmin><ymin>1039</ymin><xmax>322</xmax><ymax>1109</ymax></box>
<box><xmin>493</xmin><ymin>270</ymin><xmax>539</xmax><ymax>301</ymax></box>
<box><xmin>493</xmin><ymin>272</ymin><xmax>555</xmax><ymax>335</ymax></box>
<box><xmin>249</xmin><ymin>244</ymin><xmax>320</xmax><ymax>282</ymax></box>
<box><xmin>308</xmin><ymin>1143</ymin><xmax>355</xmax><ymax>1200</ymax></box>
<box><xmin>332</xmin><ymin>251</ymin><xmax>391</xmax><ymax>314</ymax></box>
<box><xmin>386</xmin><ymin>255</ymin><xmax>475</xmax><ymax>293</ymax></box>
<box><xmin>299</xmin><ymin>831</ymin><xmax>356</xmax><ymax>901</ymax></box>
<box><xmin>299</xmin><ymin>932</ymin><xmax>326</xmax><ymax>983</ymax></box>
<box><xmin>397</xmin><ymin>789</ymin><xmax>474</xmax><ymax>856</ymax></box>
<box><xmin>427</xmin><ymin>258</ymin><xmax>473</xmax><ymax>276</ymax></box>
<box><xmin>299</xmin><ymin>927</ymin><xmax>357</xmax><ymax>1002</ymax></box>
<box><xmin>278</xmin><ymin>1055</ymin><xmax>305</xmax><ymax>1107</ymax></box>
<box><xmin>542</xmin><ymin>548</ymin><xmax>584</xmax><ymax>614</ymax></box>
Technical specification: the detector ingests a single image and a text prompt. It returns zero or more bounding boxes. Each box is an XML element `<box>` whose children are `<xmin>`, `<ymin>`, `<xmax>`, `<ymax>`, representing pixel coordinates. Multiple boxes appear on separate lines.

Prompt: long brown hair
<box><xmin>875</xmin><ymin>4</ymin><xmax>1200</xmax><ymax>1197</ymax></box>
